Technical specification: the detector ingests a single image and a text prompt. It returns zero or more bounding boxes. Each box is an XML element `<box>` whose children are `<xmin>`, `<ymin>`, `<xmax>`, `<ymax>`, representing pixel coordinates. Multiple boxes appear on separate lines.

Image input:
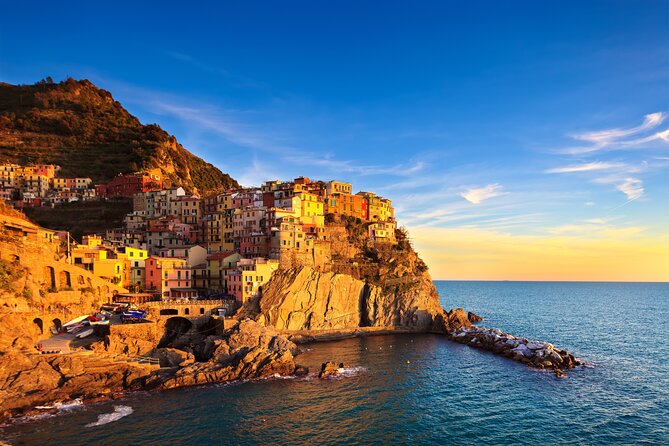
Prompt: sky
<box><xmin>1</xmin><ymin>1</ymin><xmax>668</xmax><ymax>281</ymax></box>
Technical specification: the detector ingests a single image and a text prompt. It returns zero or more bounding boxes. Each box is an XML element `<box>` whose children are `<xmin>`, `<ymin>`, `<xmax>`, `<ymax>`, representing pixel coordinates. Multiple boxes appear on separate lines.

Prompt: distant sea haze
<box><xmin>4</xmin><ymin>281</ymin><xmax>668</xmax><ymax>445</ymax></box>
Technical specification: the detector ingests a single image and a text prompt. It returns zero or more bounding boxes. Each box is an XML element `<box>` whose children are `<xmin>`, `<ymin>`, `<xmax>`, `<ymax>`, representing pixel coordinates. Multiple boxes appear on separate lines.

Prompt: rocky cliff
<box><xmin>0</xmin><ymin>78</ymin><xmax>238</xmax><ymax>196</ymax></box>
<box><xmin>247</xmin><ymin>216</ymin><xmax>466</xmax><ymax>333</ymax></box>
<box><xmin>254</xmin><ymin>266</ymin><xmax>446</xmax><ymax>331</ymax></box>
<box><xmin>0</xmin><ymin>319</ymin><xmax>299</xmax><ymax>421</ymax></box>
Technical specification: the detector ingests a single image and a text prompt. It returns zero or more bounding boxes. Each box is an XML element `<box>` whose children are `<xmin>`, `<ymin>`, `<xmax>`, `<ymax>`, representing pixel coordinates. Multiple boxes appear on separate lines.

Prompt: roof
<box><xmin>207</xmin><ymin>251</ymin><xmax>238</xmax><ymax>261</ymax></box>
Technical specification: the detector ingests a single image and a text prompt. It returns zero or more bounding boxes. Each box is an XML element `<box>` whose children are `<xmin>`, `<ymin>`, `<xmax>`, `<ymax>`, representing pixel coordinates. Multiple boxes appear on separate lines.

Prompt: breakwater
<box><xmin>448</xmin><ymin>326</ymin><xmax>581</xmax><ymax>374</ymax></box>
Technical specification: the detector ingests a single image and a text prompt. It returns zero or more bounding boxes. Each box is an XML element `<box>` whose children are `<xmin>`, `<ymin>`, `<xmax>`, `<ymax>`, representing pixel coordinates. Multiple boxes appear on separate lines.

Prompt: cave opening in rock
<box><xmin>159</xmin><ymin>316</ymin><xmax>193</xmax><ymax>347</ymax></box>
<box><xmin>358</xmin><ymin>284</ymin><xmax>372</xmax><ymax>327</ymax></box>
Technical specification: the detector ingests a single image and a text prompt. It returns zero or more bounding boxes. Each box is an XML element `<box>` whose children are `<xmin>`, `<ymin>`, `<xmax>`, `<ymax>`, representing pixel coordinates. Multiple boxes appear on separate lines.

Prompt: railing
<box><xmin>122</xmin><ymin>355</ymin><xmax>160</xmax><ymax>365</ymax></box>
<box><xmin>143</xmin><ymin>299</ymin><xmax>225</xmax><ymax>307</ymax></box>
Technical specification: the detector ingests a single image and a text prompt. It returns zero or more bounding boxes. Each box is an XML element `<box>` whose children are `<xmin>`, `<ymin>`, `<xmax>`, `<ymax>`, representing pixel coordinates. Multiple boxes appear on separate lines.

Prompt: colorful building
<box><xmin>206</xmin><ymin>251</ymin><xmax>242</xmax><ymax>292</ymax></box>
<box><xmin>97</xmin><ymin>171</ymin><xmax>163</xmax><ymax>198</ymax></box>
<box><xmin>144</xmin><ymin>256</ymin><xmax>188</xmax><ymax>299</ymax></box>
<box><xmin>226</xmin><ymin>258</ymin><xmax>279</xmax><ymax>303</ymax></box>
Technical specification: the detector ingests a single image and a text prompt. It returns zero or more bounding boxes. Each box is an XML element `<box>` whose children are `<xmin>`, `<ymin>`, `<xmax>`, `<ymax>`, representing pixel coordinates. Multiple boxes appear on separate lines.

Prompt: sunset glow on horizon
<box><xmin>412</xmin><ymin>227</ymin><xmax>669</xmax><ymax>282</ymax></box>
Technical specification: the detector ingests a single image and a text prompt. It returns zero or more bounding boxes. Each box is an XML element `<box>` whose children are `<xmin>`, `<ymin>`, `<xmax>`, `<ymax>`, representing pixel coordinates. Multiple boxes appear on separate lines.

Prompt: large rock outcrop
<box><xmin>159</xmin><ymin>319</ymin><xmax>298</xmax><ymax>389</ymax></box>
<box><xmin>0</xmin><ymin>351</ymin><xmax>154</xmax><ymax>419</ymax></box>
<box><xmin>255</xmin><ymin>266</ymin><xmax>447</xmax><ymax>332</ymax></box>
<box><xmin>248</xmin><ymin>217</ymin><xmax>468</xmax><ymax>333</ymax></box>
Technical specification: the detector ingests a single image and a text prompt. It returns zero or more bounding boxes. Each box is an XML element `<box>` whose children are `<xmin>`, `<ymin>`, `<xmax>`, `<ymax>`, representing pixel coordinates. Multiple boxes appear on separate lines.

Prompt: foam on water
<box><xmin>335</xmin><ymin>366</ymin><xmax>367</xmax><ymax>377</ymax></box>
<box><xmin>85</xmin><ymin>405</ymin><xmax>133</xmax><ymax>428</ymax></box>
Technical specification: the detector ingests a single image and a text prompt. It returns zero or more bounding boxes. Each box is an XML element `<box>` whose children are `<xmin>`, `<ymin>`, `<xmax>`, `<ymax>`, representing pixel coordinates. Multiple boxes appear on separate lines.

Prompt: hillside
<box><xmin>22</xmin><ymin>198</ymin><xmax>132</xmax><ymax>242</ymax></box>
<box><xmin>0</xmin><ymin>78</ymin><xmax>238</xmax><ymax>195</ymax></box>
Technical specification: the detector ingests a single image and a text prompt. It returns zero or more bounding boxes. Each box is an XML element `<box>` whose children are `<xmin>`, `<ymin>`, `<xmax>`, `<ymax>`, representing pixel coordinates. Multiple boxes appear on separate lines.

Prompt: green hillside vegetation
<box><xmin>0</xmin><ymin>77</ymin><xmax>238</xmax><ymax>195</ymax></box>
<box><xmin>22</xmin><ymin>198</ymin><xmax>132</xmax><ymax>242</ymax></box>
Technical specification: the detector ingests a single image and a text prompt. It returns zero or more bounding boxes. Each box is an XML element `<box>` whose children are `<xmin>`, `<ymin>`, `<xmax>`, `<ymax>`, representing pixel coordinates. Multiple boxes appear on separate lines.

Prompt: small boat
<box><xmin>69</xmin><ymin>324</ymin><xmax>86</xmax><ymax>335</ymax></box>
<box><xmin>120</xmin><ymin>309</ymin><xmax>148</xmax><ymax>323</ymax></box>
<box><xmin>76</xmin><ymin>328</ymin><xmax>95</xmax><ymax>339</ymax></box>
<box><xmin>66</xmin><ymin>323</ymin><xmax>82</xmax><ymax>333</ymax></box>
<box><xmin>62</xmin><ymin>315</ymin><xmax>89</xmax><ymax>328</ymax></box>
<box><xmin>89</xmin><ymin>320</ymin><xmax>110</xmax><ymax>326</ymax></box>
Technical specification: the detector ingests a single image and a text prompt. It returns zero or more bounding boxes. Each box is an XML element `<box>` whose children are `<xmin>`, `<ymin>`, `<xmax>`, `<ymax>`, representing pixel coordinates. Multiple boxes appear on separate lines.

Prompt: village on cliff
<box><xmin>1</xmin><ymin>162</ymin><xmax>397</xmax><ymax>308</ymax></box>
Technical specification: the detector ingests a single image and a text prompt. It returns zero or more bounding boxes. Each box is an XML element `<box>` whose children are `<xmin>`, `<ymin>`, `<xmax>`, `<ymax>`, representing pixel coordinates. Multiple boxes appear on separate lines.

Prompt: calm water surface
<box><xmin>2</xmin><ymin>281</ymin><xmax>668</xmax><ymax>445</ymax></box>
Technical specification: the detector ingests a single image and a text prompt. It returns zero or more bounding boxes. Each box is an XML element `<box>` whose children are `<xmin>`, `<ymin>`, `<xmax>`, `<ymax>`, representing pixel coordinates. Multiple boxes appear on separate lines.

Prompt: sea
<box><xmin>2</xmin><ymin>281</ymin><xmax>668</xmax><ymax>445</ymax></box>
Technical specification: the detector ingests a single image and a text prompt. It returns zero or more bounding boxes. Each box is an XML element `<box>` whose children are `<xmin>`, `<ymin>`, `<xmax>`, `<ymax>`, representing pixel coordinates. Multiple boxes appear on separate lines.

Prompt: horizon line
<box><xmin>432</xmin><ymin>279</ymin><xmax>669</xmax><ymax>284</ymax></box>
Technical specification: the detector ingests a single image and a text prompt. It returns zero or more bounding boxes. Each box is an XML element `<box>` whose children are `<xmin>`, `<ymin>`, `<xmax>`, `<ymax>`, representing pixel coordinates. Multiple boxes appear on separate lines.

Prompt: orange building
<box><xmin>144</xmin><ymin>256</ymin><xmax>187</xmax><ymax>298</ymax></box>
<box><xmin>325</xmin><ymin>193</ymin><xmax>368</xmax><ymax>220</ymax></box>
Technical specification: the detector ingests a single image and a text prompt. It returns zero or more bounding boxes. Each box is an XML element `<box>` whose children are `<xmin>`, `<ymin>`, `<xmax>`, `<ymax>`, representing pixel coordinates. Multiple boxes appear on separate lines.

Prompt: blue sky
<box><xmin>1</xmin><ymin>1</ymin><xmax>668</xmax><ymax>279</ymax></box>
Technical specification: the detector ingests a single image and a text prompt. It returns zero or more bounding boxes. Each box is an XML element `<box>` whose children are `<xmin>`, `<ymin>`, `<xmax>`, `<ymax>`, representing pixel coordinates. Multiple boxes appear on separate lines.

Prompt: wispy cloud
<box><xmin>593</xmin><ymin>176</ymin><xmax>645</xmax><ymax>200</ymax></box>
<box><xmin>165</xmin><ymin>51</ymin><xmax>193</xmax><ymax>63</ymax></box>
<box><xmin>148</xmin><ymin>99</ymin><xmax>297</xmax><ymax>155</ymax></box>
<box><xmin>573</xmin><ymin>112</ymin><xmax>664</xmax><ymax>145</ymax></box>
<box><xmin>560</xmin><ymin>112</ymin><xmax>669</xmax><ymax>155</ymax></box>
<box><xmin>545</xmin><ymin>161</ymin><xmax>627</xmax><ymax>174</ymax></box>
<box><xmin>104</xmin><ymin>78</ymin><xmax>434</xmax><ymax>185</ymax></box>
<box><xmin>460</xmin><ymin>184</ymin><xmax>505</xmax><ymax>204</ymax></box>
<box><xmin>283</xmin><ymin>155</ymin><xmax>426</xmax><ymax>177</ymax></box>
<box><xmin>615</xmin><ymin>177</ymin><xmax>644</xmax><ymax>200</ymax></box>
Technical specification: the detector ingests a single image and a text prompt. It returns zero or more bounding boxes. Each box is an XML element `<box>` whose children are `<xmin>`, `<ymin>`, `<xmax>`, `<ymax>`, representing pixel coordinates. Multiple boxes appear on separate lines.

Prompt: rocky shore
<box><xmin>447</xmin><ymin>325</ymin><xmax>581</xmax><ymax>376</ymax></box>
<box><xmin>0</xmin><ymin>319</ymin><xmax>299</xmax><ymax>422</ymax></box>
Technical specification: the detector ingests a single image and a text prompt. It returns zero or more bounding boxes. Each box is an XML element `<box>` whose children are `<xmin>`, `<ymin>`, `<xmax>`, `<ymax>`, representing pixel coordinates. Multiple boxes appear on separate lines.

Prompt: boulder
<box><xmin>467</xmin><ymin>312</ymin><xmax>483</xmax><ymax>323</ymax></box>
<box><xmin>319</xmin><ymin>361</ymin><xmax>340</xmax><ymax>378</ymax></box>
<box><xmin>446</xmin><ymin>308</ymin><xmax>472</xmax><ymax>331</ymax></box>
<box><xmin>155</xmin><ymin>348</ymin><xmax>195</xmax><ymax>367</ymax></box>
<box><xmin>294</xmin><ymin>365</ymin><xmax>309</xmax><ymax>377</ymax></box>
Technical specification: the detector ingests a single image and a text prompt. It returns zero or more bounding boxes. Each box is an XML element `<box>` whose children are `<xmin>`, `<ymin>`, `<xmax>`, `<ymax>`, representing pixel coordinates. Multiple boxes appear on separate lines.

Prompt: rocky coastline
<box><xmin>448</xmin><ymin>325</ymin><xmax>581</xmax><ymax>376</ymax></box>
<box><xmin>0</xmin><ymin>213</ymin><xmax>583</xmax><ymax>425</ymax></box>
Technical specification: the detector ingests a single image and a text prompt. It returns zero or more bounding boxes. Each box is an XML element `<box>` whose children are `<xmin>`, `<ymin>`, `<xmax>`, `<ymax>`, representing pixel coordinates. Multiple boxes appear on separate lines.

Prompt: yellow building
<box><xmin>227</xmin><ymin>258</ymin><xmax>279</xmax><ymax>303</ymax></box>
<box><xmin>206</xmin><ymin>251</ymin><xmax>242</xmax><ymax>292</ymax></box>
<box><xmin>325</xmin><ymin>180</ymin><xmax>352</xmax><ymax>196</ymax></box>
<box><xmin>357</xmin><ymin>192</ymin><xmax>394</xmax><ymax>222</ymax></box>
<box><xmin>368</xmin><ymin>221</ymin><xmax>397</xmax><ymax>243</ymax></box>
<box><xmin>298</xmin><ymin>192</ymin><xmax>324</xmax><ymax>218</ymax></box>
<box><xmin>118</xmin><ymin>246</ymin><xmax>149</xmax><ymax>290</ymax></box>
<box><xmin>93</xmin><ymin>258</ymin><xmax>127</xmax><ymax>286</ymax></box>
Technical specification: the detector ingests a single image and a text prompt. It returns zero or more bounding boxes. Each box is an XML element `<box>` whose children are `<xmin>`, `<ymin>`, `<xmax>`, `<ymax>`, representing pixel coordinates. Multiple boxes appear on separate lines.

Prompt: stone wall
<box><xmin>104</xmin><ymin>322</ymin><xmax>162</xmax><ymax>357</ymax></box>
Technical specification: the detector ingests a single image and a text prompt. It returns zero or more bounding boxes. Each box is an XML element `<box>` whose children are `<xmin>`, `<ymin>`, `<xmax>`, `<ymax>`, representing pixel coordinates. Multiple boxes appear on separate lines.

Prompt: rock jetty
<box><xmin>448</xmin><ymin>326</ymin><xmax>581</xmax><ymax>374</ymax></box>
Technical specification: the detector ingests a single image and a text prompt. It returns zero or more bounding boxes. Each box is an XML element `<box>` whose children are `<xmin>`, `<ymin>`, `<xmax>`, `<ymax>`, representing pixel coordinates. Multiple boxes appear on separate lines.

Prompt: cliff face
<box><xmin>252</xmin><ymin>217</ymin><xmax>457</xmax><ymax>333</ymax></box>
<box><xmin>0</xmin><ymin>78</ymin><xmax>238</xmax><ymax>195</ymax></box>
<box><xmin>256</xmin><ymin>266</ymin><xmax>444</xmax><ymax>332</ymax></box>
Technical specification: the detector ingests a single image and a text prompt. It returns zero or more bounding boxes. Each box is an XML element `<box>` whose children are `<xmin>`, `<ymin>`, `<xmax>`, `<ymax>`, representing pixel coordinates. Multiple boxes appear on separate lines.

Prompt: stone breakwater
<box><xmin>448</xmin><ymin>326</ymin><xmax>581</xmax><ymax>375</ymax></box>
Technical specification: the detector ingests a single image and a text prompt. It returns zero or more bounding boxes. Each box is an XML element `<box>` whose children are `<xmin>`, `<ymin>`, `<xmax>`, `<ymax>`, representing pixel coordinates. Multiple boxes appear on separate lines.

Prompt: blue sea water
<box><xmin>2</xmin><ymin>281</ymin><xmax>668</xmax><ymax>445</ymax></box>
